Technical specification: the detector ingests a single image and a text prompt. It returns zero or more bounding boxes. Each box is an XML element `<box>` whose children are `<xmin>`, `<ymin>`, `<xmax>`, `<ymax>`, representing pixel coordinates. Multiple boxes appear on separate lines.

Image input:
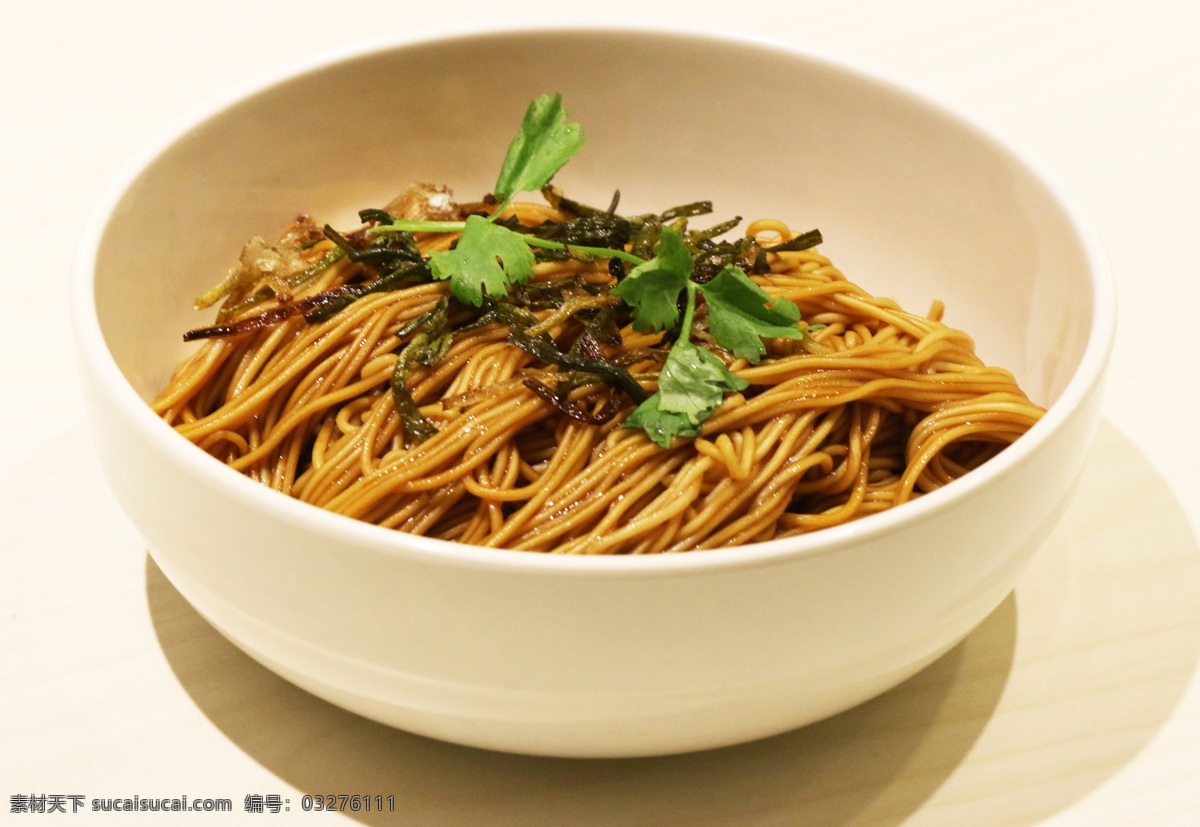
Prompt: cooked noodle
<box><xmin>153</xmin><ymin>201</ymin><xmax>1044</xmax><ymax>554</ymax></box>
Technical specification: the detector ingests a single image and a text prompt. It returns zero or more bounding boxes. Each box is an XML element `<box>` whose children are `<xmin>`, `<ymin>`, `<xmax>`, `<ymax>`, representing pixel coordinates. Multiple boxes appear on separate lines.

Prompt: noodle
<box><xmin>153</xmin><ymin>198</ymin><xmax>1044</xmax><ymax>554</ymax></box>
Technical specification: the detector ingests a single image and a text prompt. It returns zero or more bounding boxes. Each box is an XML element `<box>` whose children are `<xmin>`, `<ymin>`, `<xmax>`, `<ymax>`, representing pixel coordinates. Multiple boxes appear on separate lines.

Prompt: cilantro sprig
<box><xmin>372</xmin><ymin>93</ymin><xmax>639</xmax><ymax>306</ymax></box>
<box><xmin>616</xmin><ymin>226</ymin><xmax>816</xmax><ymax>446</ymax></box>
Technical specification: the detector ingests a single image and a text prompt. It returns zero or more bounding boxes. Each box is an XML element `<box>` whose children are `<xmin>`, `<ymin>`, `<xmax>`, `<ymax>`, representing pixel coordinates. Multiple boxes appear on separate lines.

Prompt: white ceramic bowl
<box><xmin>72</xmin><ymin>23</ymin><xmax>1114</xmax><ymax>758</ymax></box>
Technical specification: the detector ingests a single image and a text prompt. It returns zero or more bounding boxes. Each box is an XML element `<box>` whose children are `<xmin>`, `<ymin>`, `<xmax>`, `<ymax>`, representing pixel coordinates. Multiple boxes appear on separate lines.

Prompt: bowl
<box><xmin>71</xmin><ymin>22</ymin><xmax>1114</xmax><ymax>758</ymax></box>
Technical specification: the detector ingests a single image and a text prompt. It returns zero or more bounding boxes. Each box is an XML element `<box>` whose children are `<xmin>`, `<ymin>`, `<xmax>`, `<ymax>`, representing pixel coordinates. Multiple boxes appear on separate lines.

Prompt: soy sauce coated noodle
<box><xmin>153</xmin><ymin>198</ymin><xmax>1044</xmax><ymax>554</ymax></box>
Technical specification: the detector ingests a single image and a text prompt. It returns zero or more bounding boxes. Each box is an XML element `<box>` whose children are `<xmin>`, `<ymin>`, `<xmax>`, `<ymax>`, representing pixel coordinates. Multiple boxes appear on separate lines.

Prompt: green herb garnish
<box><xmin>610</xmin><ymin>225</ymin><xmax>694</xmax><ymax>333</ymax></box>
<box><xmin>697</xmin><ymin>265</ymin><xmax>810</xmax><ymax>363</ymax></box>
<box><xmin>428</xmin><ymin>214</ymin><xmax>537</xmax><ymax>306</ymax></box>
<box><xmin>612</xmin><ymin>226</ymin><xmax>817</xmax><ymax>446</ymax></box>
<box><xmin>371</xmin><ymin>93</ymin><xmax>637</xmax><ymax>306</ymax></box>
<box><xmin>493</xmin><ymin>93</ymin><xmax>587</xmax><ymax>208</ymax></box>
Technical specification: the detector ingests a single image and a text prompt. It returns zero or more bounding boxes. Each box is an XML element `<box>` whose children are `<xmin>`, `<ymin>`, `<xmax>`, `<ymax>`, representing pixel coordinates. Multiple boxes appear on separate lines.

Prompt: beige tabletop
<box><xmin>4</xmin><ymin>1</ymin><xmax>1199</xmax><ymax>824</ymax></box>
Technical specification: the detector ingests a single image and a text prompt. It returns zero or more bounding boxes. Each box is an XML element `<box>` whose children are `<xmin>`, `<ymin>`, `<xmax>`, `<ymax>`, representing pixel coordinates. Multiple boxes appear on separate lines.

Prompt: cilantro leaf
<box><xmin>626</xmin><ymin>340</ymin><xmax>747</xmax><ymax>447</ymax></box>
<box><xmin>624</xmin><ymin>395</ymin><xmax>702</xmax><ymax>448</ymax></box>
<box><xmin>698</xmin><ymin>265</ymin><xmax>808</xmax><ymax>363</ymax></box>
<box><xmin>610</xmin><ymin>225</ymin><xmax>693</xmax><ymax>332</ymax></box>
<box><xmin>428</xmin><ymin>215</ymin><xmax>535</xmax><ymax>306</ymax></box>
<box><xmin>656</xmin><ymin>339</ymin><xmax>749</xmax><ymax>423</ymax></box>
<box><xmin>494</xmin><ymin>93</ymin><xmax>586</xmax><ymax>203</ymax></box>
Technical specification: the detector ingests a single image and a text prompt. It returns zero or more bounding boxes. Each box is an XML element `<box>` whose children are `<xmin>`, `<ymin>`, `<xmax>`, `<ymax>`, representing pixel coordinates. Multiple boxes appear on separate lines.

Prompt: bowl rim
<box><xmin>70</xmin><ymin>19</ymin><xmax>1117</xmax><ymax>577</ymax></box>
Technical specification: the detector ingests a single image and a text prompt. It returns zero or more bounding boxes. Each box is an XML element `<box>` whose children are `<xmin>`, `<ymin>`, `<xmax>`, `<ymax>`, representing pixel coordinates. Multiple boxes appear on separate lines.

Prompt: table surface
<box><xmin>4</xmin><ymin>1</ymin><xmax>1199</xmax><ymax>824</ymax></box>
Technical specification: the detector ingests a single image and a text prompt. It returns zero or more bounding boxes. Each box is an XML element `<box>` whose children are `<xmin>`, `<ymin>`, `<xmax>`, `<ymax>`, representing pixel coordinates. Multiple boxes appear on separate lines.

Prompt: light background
<box><xmin>4</xmin><ymin>1</ymin><xmax>1199</xmax><ymax>824</ymax></box>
